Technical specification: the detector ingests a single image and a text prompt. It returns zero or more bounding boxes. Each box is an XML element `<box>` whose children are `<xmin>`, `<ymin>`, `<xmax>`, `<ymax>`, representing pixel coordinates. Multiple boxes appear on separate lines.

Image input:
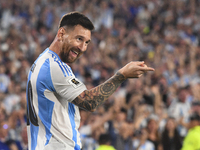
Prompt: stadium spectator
<box><xmin>114</xmin><ymin>121</ymin><xmax>134</xmax><ymax>150</ymax></box>
<box><xmin>161</xmin><ymin>117</ymin><xmax>182</xmax><ymax>150</ymax></box>
<box><xmin>146</xmin><ymin>118</ymin><xmax>162</xmax><ymax>150</ymax></box>
<box><xmin>132</xmin><ymin>128</ymin><xmax>155</xmax><ymax>150</ymax></box>
<box><xmin>96</xmin><ymin>133</ymin><xmax>116</xmax><ymax>150</ymax></box>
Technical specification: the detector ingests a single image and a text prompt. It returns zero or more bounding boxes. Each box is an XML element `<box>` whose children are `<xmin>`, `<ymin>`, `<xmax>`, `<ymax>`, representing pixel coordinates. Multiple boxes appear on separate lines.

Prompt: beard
<box><xmin>59</xmin><ymin>46</ymin><xmax>80</xmax><ymax>63</ymax></box>
<box><xmin>60</xmin><ymin>50</ymin><xmax>70</xmax><ymax>63</ymax></box>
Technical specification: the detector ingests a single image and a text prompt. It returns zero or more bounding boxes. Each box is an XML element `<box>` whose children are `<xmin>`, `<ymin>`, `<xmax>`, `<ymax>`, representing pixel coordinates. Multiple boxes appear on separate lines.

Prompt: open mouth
<box><xmin>71</xmin><ymin>50</ymin><xmax>79</xmax><ymax>55</ymax></box>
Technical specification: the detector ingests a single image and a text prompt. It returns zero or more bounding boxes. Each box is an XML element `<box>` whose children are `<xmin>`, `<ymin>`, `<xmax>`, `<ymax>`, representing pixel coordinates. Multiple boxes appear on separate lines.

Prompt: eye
<box><xmin>85</xmin><ymin>40</ymin><xmax>91</xmax><ymax>45</ymax></box>
<box><xmin>77</xmin><ymin>37</ymin><xmax>82</xmax><ymax>41</ymax></box>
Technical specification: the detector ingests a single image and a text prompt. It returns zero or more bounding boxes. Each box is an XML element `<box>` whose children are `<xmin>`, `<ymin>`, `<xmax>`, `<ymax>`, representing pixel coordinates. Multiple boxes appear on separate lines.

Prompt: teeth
<box><xmin>72</xmin><ymin>50</ymin><xmax>78</xmax><ymax>55</ymax></box>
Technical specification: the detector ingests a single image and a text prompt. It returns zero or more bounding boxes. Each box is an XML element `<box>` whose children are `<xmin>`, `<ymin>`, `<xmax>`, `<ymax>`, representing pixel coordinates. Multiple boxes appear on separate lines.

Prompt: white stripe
<box><xmin>44</xmin><ymin>90</ymin><xmax>75</xmax><ymax>149</ymax></box>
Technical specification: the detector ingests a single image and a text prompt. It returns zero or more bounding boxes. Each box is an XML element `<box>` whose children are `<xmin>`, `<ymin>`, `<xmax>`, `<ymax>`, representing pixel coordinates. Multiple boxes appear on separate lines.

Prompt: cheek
<box><xmin>62</xmin><ymin>42</ymin><xmax>68</xmax><ymax>50</ymax></box>
<box><xmin>61</xmin><ymin>42</ymin><xmax>72</xmax><ymax>55</ymax></box>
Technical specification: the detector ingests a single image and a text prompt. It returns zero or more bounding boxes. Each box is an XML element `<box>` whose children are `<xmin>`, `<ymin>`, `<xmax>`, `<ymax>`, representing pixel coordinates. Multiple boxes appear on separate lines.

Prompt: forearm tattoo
<box><xmin>72</xmin><ymin>72</ymin><xmax>126</xmax><ymax>111</ymax></box>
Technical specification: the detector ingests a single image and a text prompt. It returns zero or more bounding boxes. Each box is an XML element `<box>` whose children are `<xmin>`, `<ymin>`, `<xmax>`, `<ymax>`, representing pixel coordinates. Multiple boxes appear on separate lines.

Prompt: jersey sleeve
<box><xmin>50</xmin><ymin>60</ymin><xmax>87</xmax><ymax>102</ymax></box>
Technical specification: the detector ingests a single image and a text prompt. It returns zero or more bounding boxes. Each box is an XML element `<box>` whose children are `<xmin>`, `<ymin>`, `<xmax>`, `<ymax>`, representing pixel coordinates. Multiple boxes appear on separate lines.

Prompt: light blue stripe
<box><xmin>26</xmin><ymin>49</ymin><xmax>48</xmax><ymax>150</ymax></box>
<box><xmin>30</xmin><ymin>124</ymin><xmax>39</xmax><ymax>150</ymax></box>
<box><xmin>36</xmin><ymin>58</ymin><xmax>55</xmax><ymax>146</ymax></box>
<box><xmin>57</xmin><ymin>60</ymin><xmax>70</xmax><ymax>76</ymax></box>
<box><xmin>68</xmin><ymin>103</ymin><xmax>80</xmax><ymax>150</ymax></box>
<box><xmin>64</xmin><ymin>64</ymin><xmax>73</xmax><ymax>76</ymax></box>
<box><xmin>62</xmin><ymin>63</ymin><xmax>71</xmax><ymax>76</ymax></box>
<box><xmin>67</xmin><ymin>65</ymin><xmax>73</xmax><ymax>73</ymax></box>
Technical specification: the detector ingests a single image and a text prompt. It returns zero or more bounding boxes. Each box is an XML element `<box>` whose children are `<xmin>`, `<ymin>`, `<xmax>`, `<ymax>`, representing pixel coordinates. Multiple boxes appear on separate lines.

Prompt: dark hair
<box><xmin>190</xmin><ymin>112</ymin><xmax>200</xmax><ymax>121</ymax></box>
<box><xmin>5</xmin><ymin>139</ymin><xmax>17</xmax><ymax>147</ymax></box>
<box><xmin>58</xmin><ymin>11</ymin><xmax>94</xmax><ymax>31</ymax></box>
<box><xmin>98</xmin><ymin>133</ymin><xmax>111</xmax><ymax>145</ymax></box>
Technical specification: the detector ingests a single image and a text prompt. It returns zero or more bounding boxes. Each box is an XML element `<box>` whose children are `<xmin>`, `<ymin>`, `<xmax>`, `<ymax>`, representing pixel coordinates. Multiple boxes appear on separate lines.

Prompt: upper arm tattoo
<box><xmin>72</xmin><ymin>72</ymin><xmax>126</xmax><ymax>111</ymax></box>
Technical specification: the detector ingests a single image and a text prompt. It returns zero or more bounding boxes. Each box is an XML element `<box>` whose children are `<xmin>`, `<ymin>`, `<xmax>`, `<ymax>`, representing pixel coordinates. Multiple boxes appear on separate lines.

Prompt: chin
<box><xmin>60</xmin><ymin>55</ymin><xmax>73</xmax><ymax>63</ymax></box>
<box><xmin>67</xmin><ymin>60</ymin><xmax>75</xmax><ymax>64</ymax></box>
<box><xmin>64</xmin><ymin>58</ymin><xmax>77</xmax><ymax>64</ymax></box>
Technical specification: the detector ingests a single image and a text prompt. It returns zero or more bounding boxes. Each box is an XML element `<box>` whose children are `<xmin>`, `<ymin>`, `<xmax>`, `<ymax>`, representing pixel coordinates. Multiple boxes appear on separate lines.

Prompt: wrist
<box><xmin>116</xmin><ymin>70</ymin><xmax>127</xmax><ymax>81</ymax></box>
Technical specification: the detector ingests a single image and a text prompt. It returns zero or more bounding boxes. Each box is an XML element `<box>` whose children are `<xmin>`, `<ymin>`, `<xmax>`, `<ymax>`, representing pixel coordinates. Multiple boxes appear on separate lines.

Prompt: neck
<box><xmin>49</xmin><ymin>38</ymin><xmax>61</xmax><ymax>55</ymax></box>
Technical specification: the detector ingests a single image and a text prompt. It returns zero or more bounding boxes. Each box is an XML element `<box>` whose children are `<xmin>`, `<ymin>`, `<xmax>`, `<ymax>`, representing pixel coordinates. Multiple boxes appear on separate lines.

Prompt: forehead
<box><xmin>69</xmin><ymin>25</ymin><xmax>91</xmax><ymax>40</ymax></box>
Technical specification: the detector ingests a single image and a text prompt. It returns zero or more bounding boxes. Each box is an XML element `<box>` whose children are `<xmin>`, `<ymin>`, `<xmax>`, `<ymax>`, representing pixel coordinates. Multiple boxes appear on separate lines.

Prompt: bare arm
<box><xmin>72</xmin><ymin>72</ymin><xmax>126</xmax><ymax>111</ymax></box>
<box><xmin>72</xmin><ymin>61</ymin><xmax>155</xmax><ymax>112</ymax></box>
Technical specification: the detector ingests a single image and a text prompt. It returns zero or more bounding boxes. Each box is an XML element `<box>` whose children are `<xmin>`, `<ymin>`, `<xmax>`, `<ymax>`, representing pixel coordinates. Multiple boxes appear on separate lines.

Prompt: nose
<box><xmin>78</xmin><ymin>42</ymin><xmax>88</xmax><ymax>52</ymax></box>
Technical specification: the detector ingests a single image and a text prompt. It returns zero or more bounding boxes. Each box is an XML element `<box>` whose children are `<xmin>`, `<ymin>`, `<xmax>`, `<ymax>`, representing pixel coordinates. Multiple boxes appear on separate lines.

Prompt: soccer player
<box><xmin>26</xmin><ymin>11</ymin><xmax>155</xmax><ymax>150</ymax></box>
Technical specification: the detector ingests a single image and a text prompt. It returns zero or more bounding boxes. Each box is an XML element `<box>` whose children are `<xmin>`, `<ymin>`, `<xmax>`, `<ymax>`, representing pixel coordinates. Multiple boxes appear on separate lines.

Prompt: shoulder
<box><xmin>39</xmin><ymin>49</ymin><xmax>74</xmax><ymax>77</ymax></box>
<box><xmin>49</xmin><ymin>58</ymin><xmax>73</xmax><ymax>78</ymax></box>
<box><xmin>97</xmin><ymin>145</ymin><xmax>116</xmax><ymax>150</ymax></box>
<box><xmin>189</xmin><ymin>126</ymin><xmax>200</xmax><ymax>138</ymax></box>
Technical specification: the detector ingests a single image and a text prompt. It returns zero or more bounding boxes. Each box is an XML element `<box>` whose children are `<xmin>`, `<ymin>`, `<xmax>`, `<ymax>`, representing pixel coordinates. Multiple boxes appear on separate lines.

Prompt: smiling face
<box><xmin>59</xmin><ymin>25</ymin><xmax>91</xmax><ymax>63</ymax></box>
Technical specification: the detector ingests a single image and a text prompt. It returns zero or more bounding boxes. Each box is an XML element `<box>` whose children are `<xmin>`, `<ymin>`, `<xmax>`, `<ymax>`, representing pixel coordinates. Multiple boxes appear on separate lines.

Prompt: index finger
<box><xmin>139</xmin><ymin>66</ymin><xmax>155</xmax><ymax>71</ymax></box>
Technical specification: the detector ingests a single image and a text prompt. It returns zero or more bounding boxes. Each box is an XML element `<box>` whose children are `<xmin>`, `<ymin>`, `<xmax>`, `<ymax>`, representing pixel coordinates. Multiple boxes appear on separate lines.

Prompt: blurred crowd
<box><xmin>0</xmin><ymin>0</ymin><xmax>200</xmax><ymax>150</ymax></box>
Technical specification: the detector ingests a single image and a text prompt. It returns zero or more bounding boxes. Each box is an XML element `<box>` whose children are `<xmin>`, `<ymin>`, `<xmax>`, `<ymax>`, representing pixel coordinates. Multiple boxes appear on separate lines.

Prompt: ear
<box><xmin>57</xmin><ymin>27</ymin><xmax>66</xmax><ymax>42</ymax></box>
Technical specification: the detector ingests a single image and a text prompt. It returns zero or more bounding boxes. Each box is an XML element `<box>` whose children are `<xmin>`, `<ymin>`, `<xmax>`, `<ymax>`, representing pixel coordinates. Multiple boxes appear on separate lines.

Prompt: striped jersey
<box><xmin>26</xmin><ymin>48</ymin><xmax>87</xmax><ymax>150</ymax></box>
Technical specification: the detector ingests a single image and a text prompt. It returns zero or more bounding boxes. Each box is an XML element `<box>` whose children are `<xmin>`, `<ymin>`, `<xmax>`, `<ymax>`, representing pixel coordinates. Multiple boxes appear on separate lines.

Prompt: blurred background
<box><xmin>0</xmin><ymin>0</ymin><xmax>200</xmax><ymax>150</ymax></box>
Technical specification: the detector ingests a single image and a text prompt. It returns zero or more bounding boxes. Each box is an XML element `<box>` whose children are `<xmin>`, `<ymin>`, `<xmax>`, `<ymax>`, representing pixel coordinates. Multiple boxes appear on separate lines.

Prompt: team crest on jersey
<box><xmin>71</xmin><ymin>78</ymin><xmax>80</xmax><ymax>85</ymax></box>
<box><xmin>68</xmin><ymin>77</ymin><xmax>82</xmax><ymax>88</ymax></box>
